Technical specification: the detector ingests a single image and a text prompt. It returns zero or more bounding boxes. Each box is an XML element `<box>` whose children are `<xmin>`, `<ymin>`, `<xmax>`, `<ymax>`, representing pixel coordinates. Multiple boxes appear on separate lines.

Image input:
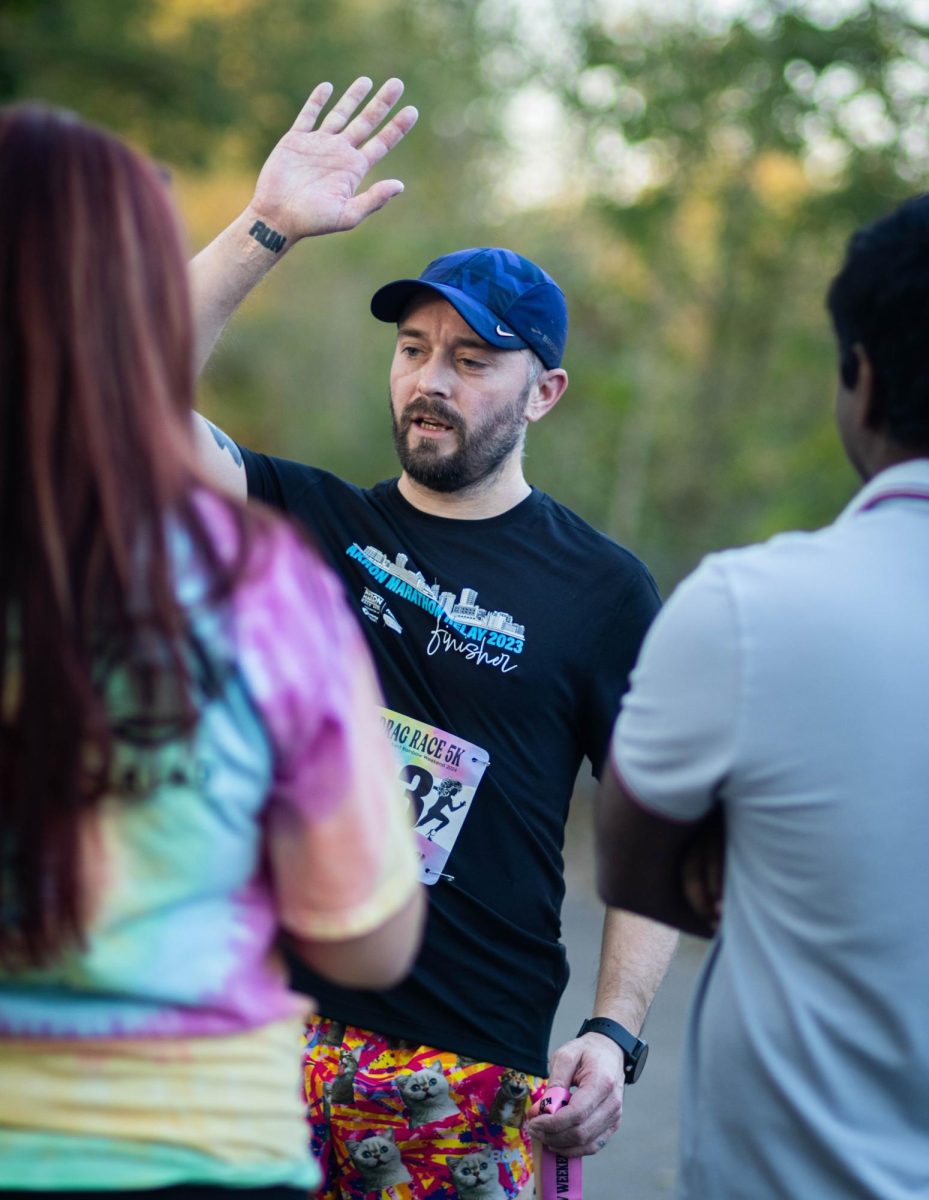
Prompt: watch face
<box><xmin>625</xmin><ymin>1040</ymin><xmax>648</xmax><ymax>1084</ymax></box>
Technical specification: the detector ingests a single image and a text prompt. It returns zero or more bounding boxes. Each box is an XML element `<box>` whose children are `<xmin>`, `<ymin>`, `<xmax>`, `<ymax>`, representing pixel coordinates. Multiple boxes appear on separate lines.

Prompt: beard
<box><xmin>391</xmin><ymin>383</ymin><xmax>530</xmax><ymax>494</ymax></box>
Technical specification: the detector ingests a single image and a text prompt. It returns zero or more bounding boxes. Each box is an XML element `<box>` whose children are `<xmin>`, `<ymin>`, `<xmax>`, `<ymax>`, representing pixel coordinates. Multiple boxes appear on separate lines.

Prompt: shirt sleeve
<box><xmin>611</xmin><ymin>556</ymin><xmax>741</xmax><ymax>822</ymax></box>
<box><xmin>240</xmin><ymin>446</ymin><xmax>293</xmax><ymax>510</ymax></box>
<box><xmin>585</xmin><ymin>558</ymin><xmax>662</xmax><ymax>778</ymax></box>
<box><xmin>233</xmin><ymin>522</ymin><xmax>419</xmax><ymax>941</ymax></box>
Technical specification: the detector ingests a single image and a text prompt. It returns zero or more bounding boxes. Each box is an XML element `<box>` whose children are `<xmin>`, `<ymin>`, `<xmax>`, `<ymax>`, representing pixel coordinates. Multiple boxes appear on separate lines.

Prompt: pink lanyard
<box><xmin>534</xmin><ymin>1087</ymin><xmax>583</xmax><ymax>1200</ymax></box>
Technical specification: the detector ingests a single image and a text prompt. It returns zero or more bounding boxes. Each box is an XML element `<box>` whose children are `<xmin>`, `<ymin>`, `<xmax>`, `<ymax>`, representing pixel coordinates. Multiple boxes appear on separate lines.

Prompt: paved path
<box><xmin>549</xmin><ymin>790</ymin><xmax>708</xmax><ymax>1199</ymax></box>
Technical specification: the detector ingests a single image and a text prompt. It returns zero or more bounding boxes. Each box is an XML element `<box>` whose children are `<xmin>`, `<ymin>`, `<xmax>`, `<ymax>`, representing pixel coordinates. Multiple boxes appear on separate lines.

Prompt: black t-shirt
<box><xmin>242</xmin><ymin>450</ymin><xmax>660</xmax><ymax>1074</ymax></box>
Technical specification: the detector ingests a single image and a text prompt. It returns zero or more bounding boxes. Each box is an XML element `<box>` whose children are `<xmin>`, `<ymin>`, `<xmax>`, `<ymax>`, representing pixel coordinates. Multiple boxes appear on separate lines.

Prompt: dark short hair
<box><xmin>826</xmin><ymin>195</ymin><xmax>929</xmax><ymax>448</ymax></box>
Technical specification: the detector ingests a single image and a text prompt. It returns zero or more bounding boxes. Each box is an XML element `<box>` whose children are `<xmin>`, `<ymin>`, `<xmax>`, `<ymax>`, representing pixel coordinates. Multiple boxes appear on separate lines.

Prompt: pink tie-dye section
<box><xmin>209</xmin><ymin>497</ymin><xmax>416</xmax><ymax>940</ymax></box>
<box><xmin>0</xmin><ymin>494</ymin><xmax>412</xmax><ymax>1039</ymax></box>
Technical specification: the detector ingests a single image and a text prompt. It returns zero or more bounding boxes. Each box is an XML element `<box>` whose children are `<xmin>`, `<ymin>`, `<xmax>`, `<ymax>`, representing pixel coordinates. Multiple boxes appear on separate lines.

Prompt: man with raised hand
<box><xmin>191</xmin><ymin>76</ymin><xmax>678</xmax><ymax>1200</ymax></box>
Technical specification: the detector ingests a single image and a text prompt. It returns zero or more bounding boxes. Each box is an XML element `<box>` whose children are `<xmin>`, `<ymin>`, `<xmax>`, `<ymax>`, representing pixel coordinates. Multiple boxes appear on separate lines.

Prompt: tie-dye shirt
<box><xmin>0</xmin><ymin>493</ymin><xmax>418</xmax><ymax>1191</ymax></box>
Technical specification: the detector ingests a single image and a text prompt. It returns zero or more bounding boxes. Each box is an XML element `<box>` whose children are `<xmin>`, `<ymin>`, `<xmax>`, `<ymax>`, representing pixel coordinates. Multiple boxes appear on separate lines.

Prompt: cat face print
<box><xmin>338</xmin><ymin>1047</ymin><xmax>360</xmax><ymax>1074</ymax></box>
<box><xmin>449</xmin><ymin>1148</ymin><xmax>507</xmax><ymax>1200</ymax></box>
<box><xmin>396</xmin><ymin>1059</ymin><xmax>461</xmax><ymax>1126</ymax></box>
<box><xmin>497</xmin><ymin>1069</ymin><xmax>530</xmax><ymax>1102</ymax></box>
<box><xmin>489</xmin><ymin>1069</ymin><xmax>531</xmax><ymax>1127</ymax></box>
<box><xmin>346</xmin><ymin>1129</ymin><xmax>412</xmax><ymax>1192</ymax></box>
<box><xmin>330</xmin><ymin>1047</ymin><xmax>361</xmax><ymax>1104</ymax></box>
<box><xmin>397</xmin><ymin>1060</ymin><xmax>446</xmax><ymax>1104</ymax></box>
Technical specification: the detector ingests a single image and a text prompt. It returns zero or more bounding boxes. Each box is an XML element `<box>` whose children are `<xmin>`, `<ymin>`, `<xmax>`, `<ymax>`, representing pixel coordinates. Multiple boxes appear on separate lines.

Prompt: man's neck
<box><xmin>397</xmin><ymin>469</ymin><xmax>532</xmax><ymax>519</ymax></box>
<box><xmin>857</xmin><ymin>437</ymin><xmax>929</xmax><ymax>482</ymax></box>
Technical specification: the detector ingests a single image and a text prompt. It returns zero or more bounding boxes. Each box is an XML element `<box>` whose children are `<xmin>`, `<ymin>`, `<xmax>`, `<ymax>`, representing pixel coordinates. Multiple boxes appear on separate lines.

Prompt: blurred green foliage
<box><xmin>3</xmin><ymin>0</ymin><xmax>927</xmax><ymax>590</ymax></box>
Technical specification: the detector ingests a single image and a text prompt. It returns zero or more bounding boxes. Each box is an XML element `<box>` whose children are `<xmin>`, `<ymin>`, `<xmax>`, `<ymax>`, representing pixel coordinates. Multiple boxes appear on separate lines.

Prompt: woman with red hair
<box><xmin>0</xmin><ymin>101</ymin><xmax>423</xmax><ymax>1199</ymax></box>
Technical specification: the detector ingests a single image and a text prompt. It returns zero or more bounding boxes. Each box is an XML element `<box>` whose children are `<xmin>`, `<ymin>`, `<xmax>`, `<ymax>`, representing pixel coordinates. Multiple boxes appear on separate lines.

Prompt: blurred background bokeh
<box><xmin>7</xmin><ymin>0</ymin><xmax>928</xmax><ymax>592</ymax></box>
<box><xmin>4</xmin><ymin>2</ymin><xmax>927</xmax><ymax>1192</ymax></box>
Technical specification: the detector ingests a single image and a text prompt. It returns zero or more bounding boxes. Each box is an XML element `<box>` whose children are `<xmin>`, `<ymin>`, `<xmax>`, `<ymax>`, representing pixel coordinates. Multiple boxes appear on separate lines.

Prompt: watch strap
<box><xmin>576</xmin><ymin>1017</ymin><xmax>648</xmax><ymax>1084</ymax></box>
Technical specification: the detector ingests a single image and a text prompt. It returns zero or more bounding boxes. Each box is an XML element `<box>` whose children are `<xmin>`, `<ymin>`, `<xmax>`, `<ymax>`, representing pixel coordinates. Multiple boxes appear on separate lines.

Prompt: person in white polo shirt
<box><xmin>594</xmin><ymin>193</ymin><xmax>929</xmax><ymax>1200</ymax></box>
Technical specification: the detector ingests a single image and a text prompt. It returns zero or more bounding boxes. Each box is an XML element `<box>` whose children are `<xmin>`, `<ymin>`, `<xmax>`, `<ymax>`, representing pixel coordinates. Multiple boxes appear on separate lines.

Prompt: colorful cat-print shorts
<box><xmin>303</xmin><ymin>1016</ymin><xmax>546</xmax><ymax>1200</ymax></box>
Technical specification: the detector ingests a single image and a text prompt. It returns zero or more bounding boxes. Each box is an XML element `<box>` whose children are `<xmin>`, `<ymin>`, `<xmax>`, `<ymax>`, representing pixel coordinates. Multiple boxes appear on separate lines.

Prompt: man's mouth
<box><xmin>413</xmin><ymin>416</ymin><xmax>453</xmax><ymax>433</ymax></box>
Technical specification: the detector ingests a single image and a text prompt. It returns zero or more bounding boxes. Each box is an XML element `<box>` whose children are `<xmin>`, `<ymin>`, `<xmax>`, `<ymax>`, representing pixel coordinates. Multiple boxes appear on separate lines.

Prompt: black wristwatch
<box><xmin>577</xmin><ymin>1017</ymin><xmax>648</xmax><ymax>1084</ymax></box>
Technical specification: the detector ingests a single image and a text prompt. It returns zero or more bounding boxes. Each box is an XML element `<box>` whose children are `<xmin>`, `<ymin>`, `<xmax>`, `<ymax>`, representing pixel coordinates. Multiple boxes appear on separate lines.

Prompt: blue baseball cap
<box><xmin>370</xmin><ymin>247</ymin><xmax>568</xmax><ymax>369</ymax></box>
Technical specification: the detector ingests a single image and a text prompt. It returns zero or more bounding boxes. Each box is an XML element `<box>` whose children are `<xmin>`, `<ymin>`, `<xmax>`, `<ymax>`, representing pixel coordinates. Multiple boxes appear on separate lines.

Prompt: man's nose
<box><xmin>416</xmin><ymin>354</ymin><xmax>453</xmax><ymax>397</ymax></box>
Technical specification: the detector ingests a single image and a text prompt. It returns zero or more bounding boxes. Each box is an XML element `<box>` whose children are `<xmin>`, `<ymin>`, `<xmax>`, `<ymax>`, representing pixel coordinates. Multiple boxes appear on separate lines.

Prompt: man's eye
<box><xmin>460</xmin><ymin>357</ymin><xmax>486</xmax><ymax>369</ymax></box>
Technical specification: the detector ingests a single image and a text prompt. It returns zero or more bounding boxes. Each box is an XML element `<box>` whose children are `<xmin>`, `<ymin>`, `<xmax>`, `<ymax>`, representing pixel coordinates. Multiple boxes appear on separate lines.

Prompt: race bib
<box><xmin>379</xmin><ymin>708</ymin><xmax>490</xmax><ymax>885</ymax></box>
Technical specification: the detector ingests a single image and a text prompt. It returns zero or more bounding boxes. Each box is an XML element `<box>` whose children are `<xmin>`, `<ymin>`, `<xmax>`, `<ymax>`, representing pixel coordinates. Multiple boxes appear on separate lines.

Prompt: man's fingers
<box><xmin>682</xmin><ymin>849</ymin><xmax>720</xmax><ymax>926</ymax></box>
<box><xmin>533</xmin><ymin>1100</ymin><xmax>622</xmax><ymax>1154</ymax></box>
<box><xmin>339</xmin><ymin>180</ymin><xmax>406</xmax><ymax>229</ymax></box>
<box><xmin>361</xmin><ymin>105</ymin><xmax>420</xmax><ymax>167</ymax></box>
<box><xmin>341</xmin><ymin>77</ymin><xmax>407</xmax><ymax>145</ymax></box>
<box><xmin>528</xmin><ymin>1086</ymin><xmax>600</xmax><ymax>1137</ymax></box>
<box><xmin>284</xmin><ymin>77</ymin><xmax>415</xmax><ymax>170</ymax></box>
<box><xmin>534</xmin><ymin>1117</ymin><xmax>621</xmax><ymax>1156</ymax></box>
<box><xmin>547</xmin><ymin>1092</ymin><xmax>596</xmax><ymax>1128</ymax></box>
<box><xmin>290</xmin><ymin>82</ymin><xmax>335</xmax><ymax>133</ymax></box>
<box><xmin>318</xmin><ymin>76</ymin><xmax>376</xmax><ymax>133</ymax></box>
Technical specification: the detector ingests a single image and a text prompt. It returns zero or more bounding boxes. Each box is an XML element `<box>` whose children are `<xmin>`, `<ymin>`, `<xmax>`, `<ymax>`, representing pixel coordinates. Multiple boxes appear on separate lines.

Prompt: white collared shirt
<box><xmin>612</xmin><ymin>458</ymin><xmax>929</xmax><ymax>1200</ymax></box>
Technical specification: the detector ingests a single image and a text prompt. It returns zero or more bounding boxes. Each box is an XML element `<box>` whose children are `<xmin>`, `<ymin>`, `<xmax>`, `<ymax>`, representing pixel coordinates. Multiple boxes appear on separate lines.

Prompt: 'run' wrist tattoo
<box><xmin>248</xmin><ymin>219</ymin><xmax>287</xmax><ymax>254</ymax></box>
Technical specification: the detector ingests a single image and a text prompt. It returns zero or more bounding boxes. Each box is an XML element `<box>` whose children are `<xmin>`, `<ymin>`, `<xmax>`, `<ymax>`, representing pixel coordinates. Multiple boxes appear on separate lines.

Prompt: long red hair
<box><xmin>0</xmin><ymin>104</ymin><xmax>256</xmax><ymax>966</ymax></box>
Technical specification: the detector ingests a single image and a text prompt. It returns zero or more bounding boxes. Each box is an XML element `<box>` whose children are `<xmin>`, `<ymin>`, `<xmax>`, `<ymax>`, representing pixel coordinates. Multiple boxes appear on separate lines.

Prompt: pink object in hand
<box><xmin>536</xmin><ymin>1087</ymin><xmax>583</xmax><ymax>1200</ymax></box>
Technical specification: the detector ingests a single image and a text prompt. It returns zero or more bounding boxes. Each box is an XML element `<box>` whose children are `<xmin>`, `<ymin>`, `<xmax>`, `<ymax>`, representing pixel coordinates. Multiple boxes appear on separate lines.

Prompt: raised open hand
<box><xmin>249</xmin><ymin>77</ymin><xmax>418</xmax><ymax>242</ymax></box>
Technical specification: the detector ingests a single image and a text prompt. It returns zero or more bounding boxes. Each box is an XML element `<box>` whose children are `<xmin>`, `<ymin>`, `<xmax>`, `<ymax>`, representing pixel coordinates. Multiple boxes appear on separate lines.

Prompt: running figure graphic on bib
<box><xmin>416</xmin><ymin>780</ymin><xmax>466</xmax><ymax>840</ymax></box>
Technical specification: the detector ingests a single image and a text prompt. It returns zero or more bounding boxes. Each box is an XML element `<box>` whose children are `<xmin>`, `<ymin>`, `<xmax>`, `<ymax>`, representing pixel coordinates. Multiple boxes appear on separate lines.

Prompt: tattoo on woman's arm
<box><xmin>205</xmin><ymin>418</ymin><xmax>243</xmax><ymax>467</ymax></box>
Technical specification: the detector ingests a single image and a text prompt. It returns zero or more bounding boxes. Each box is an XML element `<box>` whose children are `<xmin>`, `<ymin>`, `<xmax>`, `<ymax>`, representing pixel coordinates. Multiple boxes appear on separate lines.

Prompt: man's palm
<box><xmin>250</xmin><ymin>77</ymin><xmax>418</xmax><ymax>238</ymax></box>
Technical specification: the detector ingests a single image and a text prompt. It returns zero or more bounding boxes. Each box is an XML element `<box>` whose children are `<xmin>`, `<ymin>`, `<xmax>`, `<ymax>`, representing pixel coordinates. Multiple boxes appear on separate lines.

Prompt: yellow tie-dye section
<box><xmin>0</xmin><ymin>1013</ymin><xmax>317</xmax><ymax>1191</ymax></box>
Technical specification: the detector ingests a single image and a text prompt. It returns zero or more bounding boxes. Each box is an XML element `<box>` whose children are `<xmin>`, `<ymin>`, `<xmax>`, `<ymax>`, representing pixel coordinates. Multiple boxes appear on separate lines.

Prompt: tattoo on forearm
<box><xmin>205</xmin><ymin>419</ymin><xmax>243</xmax><ymax>467</ymax></box>
<box><xmin>249</xmin><ymin>219</ymin><xmax>287</xmax><ymax>254</ymax></box>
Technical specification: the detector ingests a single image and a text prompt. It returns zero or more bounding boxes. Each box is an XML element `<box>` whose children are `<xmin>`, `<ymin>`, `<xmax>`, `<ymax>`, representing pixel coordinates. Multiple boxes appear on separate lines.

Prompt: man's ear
<box><xmin>843</xmin><ymin>344</ymin><xmax>881</xmax><ymax>430</ymax></box>
<box><xmin>526</xmin><ymin>368</ymin><xmax>569</xmax><ymax>424</ymax></box>
<box><xmin>855</xmin><ymin>347</ymin><xmax>881</xmax><ymax>430</ymax></box>
<box><xmin>840</xmin><ymin>348</ymin><xmax>860</xmax><ymax>389</ymax></box>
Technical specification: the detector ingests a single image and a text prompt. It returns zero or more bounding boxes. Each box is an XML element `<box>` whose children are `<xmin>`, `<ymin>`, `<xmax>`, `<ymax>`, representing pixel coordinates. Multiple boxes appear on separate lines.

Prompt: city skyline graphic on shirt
<box><xmin>345</xmin><ymin>541</ymin><xmax>526</xmax><ymax>644</ymax></box>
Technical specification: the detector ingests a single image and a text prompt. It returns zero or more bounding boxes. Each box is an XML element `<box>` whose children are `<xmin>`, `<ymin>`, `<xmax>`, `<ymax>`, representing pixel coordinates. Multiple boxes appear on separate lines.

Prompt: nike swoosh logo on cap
<box><xmin>495</xmin><ymin>325</ymin><xmax>516</xmax><ymax>337</ymax></box>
